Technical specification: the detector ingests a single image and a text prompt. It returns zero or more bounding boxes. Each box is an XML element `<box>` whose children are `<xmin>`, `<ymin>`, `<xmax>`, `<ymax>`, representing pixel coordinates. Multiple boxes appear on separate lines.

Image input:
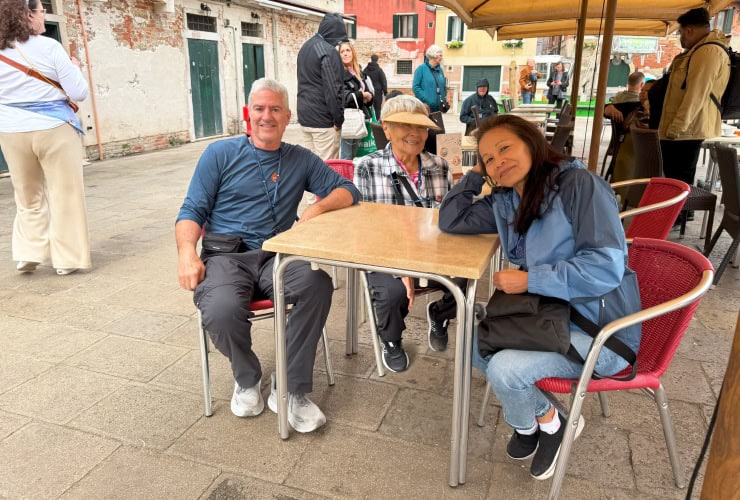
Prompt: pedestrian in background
<box><xmin>296</xmin><ymin>12</ymin><xmax>347</xmax><ymax>161</ymax></box>
<box><xmin>545</xmin><ymin>62</ymin><xmax>569</xmax><ymax>107</ymax></box>
<box><xmin>0</xmin><ymin>0</ymin><xmax>90</xmax><ymax>276</ymax></box>
<box><xmin>460</xmin><ymin>78</ymin><xmax>498</xmax><ymax>135</ymax></box>
<box><xmin>659</xmin><ymin>7</ymin><xmax>730</xmax><ymax>194</ymax></box>
<box><xmin>413</xmin><ymin>45</ymin><xmax>448</xmax><ymax>113</ymax></box>
<box><xmin>339</xmin><ymin>42</ymin><xmax>373</xmax><ymax>160</ymax></box>
<box><xmin>519</xmin><ymin>59</ymin><xmax>541</xmax><ymax>104</ymax></box>
<box><xmin>364</xmin><ymin>54</ymin><xmax>387</xmax><ymax>120</ymax></box>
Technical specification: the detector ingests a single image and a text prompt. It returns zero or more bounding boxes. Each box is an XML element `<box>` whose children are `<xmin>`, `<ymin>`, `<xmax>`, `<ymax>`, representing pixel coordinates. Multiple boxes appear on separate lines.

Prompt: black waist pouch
<box><xmin>201</xmin><ymin>232</ymin><xmax>246</xmax><ymax>255</ymax></box>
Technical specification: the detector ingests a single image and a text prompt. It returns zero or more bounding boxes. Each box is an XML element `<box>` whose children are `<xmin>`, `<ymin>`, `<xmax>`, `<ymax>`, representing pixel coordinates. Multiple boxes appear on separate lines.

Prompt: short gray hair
<box><xmin>380</xmin><ymin>94</ymin><xmax>428</xmax><ymax>121</ymax></box>
<box><xmin>248</xmin><ymin>78</ymin><xmax>289</xmax><ymax>108</ymax></box>
<box><xmin>425</xmin><ymin>45</ymin><xmax>443</xmax><ymax>59</ymax></box>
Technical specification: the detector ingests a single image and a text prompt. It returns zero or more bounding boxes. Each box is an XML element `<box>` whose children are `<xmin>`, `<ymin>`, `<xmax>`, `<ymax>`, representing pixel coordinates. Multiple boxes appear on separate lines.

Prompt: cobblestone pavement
<box><xmin>0</xmin><ymin>115</ymin><xmax>737</xmax><ymax>499</ymax></box>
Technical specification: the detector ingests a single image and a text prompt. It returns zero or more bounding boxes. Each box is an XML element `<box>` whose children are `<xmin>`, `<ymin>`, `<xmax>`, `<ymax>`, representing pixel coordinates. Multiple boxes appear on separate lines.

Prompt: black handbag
<box><xmin>478</xmin><ymin>290</ymin><xmax>571</xmax><ymax>357</ymax></box>
<box><xmin>478</xmin><ymin>289</ymin><xmax>638</xmax><ymax>380</ymax></box>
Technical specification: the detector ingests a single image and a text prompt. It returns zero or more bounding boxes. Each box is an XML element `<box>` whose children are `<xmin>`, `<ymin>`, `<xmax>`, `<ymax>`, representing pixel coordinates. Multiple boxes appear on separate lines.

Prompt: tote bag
<box><xmin>341</xmin><ymin>94</ymin><xmax>368</xmax><ymax>140</ymax></box>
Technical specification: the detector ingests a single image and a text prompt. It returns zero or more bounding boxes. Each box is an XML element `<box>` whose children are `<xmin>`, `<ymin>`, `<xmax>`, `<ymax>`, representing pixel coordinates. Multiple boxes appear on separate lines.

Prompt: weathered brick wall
<box><xmin>85</xmin><ymin>130</ymin><xmax>191</xmax><ymax>160</ymax></box>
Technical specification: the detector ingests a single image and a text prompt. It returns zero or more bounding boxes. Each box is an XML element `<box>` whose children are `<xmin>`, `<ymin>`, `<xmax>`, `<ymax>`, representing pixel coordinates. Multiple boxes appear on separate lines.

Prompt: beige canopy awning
<box><xmin>431</xmin><ymin>0</ymin><xmax>735</xmax><ymax>39</ymax></box>
<box><xmin>428</xmin><ymin>0</ymin><xmax>734</xmax><ymax>170</ymax></box>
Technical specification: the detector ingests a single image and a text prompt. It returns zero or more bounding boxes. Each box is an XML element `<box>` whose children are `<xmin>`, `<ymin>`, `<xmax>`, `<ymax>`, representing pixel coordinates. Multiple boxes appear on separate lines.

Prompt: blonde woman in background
<box><xmin>338</xmin><ymin>41</ymin><xmax>373</xmax><ymax>160</ymax></box>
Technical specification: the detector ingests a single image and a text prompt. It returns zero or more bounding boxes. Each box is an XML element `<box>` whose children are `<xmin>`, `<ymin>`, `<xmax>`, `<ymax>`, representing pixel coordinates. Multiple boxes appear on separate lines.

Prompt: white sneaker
<box><xmin>230</xmin><ymin>380</ymin><xmax>264</xmax><ymax>417</ymax></box>
<box><xmin>56</xmin><ymin>268</ymin><xmax>78</xmax><ymax>276</ymax></box>
<box><xmin>16</xmin><ymin>261</ymin><xmax>39</xmax><ymax>273</ymax></box>
<box><xmin>267</xmin><ymin>372</ymin><xmax>326</xmax><ymax>433</ymax></box>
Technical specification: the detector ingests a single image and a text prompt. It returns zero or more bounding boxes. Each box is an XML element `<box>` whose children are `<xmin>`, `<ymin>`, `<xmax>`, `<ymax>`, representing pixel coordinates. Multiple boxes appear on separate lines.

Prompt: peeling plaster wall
<box><xmin>66</xmin><ymin>0</ymin><xmax>190</xmax><ymax>157</ymax></box>
<box><xmin>61</xmin><ymin>0</ymin><xmax>339</xmax><ymax>159</ymax></box>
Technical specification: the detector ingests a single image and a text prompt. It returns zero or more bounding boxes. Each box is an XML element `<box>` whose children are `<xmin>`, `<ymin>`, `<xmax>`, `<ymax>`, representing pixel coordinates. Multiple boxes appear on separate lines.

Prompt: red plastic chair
<box><xmin>612</xmin><ymin>177</ymin><xmax>690</xmax><ymax>242</ymax></box>
<box><xmin>543</xmin><ymin>239</ymin><xmax>712</xmax><ymax>497</ymax></box>
<box><xmin>476</xmin><ymin>238</ymin><xmax>714</xmax><ymax>497</ymax></box>
<box><xmin>322</xmin><ymin>160</ymin><xmax>356</xmax><ymax>290</ymax></box>
<box><xmin>324</xmin><ymin>159</ymin><xmax>354</xmax><ymax>181</ymax></box>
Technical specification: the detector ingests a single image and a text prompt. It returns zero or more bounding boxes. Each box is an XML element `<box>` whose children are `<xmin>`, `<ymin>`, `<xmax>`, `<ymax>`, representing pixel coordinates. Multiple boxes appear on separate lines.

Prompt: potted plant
<box><xmin>502</xmin><ymin>39</ymin><xmax>524</xmax><ymax>49</ymax></box>
<box><xmin>447</xmin><ymin>40</ymin><xmax>464</xmax><ymax>49</ymax></box>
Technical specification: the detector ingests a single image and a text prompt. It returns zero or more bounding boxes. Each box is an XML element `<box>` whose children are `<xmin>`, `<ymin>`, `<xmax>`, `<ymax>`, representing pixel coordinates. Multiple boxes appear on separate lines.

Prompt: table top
<box><xmin>508</xmin><ymin>112</ymin><xmax>548</xmax><ymax>122</ymax></box>
<box><xmin>703</xmin><ymin>135</ymin><xmax>740</xmax><ymax>145</ymax></box>
<box><xmin>511</xmin><ymin>104</ymin><xmax>556</xmax><ymax>113</ymax></box>
<box><xmin>263</xmin><ymin>203</ymin><xmax>498</xmax><ymax>279</ymax></box>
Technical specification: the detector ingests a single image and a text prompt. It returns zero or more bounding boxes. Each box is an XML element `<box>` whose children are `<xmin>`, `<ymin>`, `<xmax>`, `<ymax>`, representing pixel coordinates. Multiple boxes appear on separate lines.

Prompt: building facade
<box><xmin>35</xmin><ymin>0</ymin><xmax>346</xmax><ymax>159</ymax></box>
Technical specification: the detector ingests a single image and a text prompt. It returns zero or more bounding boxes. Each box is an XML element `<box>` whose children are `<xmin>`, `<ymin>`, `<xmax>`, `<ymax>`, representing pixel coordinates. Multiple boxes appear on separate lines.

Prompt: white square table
<box><xmin>263</xmin><ymin>202</ymin><xmax>499</xmax><ymax>487</ymax></box>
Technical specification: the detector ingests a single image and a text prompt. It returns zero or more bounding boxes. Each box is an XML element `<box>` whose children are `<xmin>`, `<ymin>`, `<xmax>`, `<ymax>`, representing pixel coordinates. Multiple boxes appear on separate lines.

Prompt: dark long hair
<box><xmin>0</xmin><ymin>0</ymin><xmax>38</xmax><ymax>49</ymax></box>
<box><xmin>474</xmin><ymin>114</ymin><xmax>568</xmax><ymax>234</ymax></box>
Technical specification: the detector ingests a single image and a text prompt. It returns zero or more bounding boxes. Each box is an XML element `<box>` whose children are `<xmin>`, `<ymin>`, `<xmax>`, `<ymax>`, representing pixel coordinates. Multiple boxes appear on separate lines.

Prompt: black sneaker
<box><xmin>506</xmin><ymin>429</ymin><xmax>539</xmax><ymax>460</ymax></box>
<box><xmin>381</xmin><ymin>339</ymin><xmax>409</xmax><ymax>372</ymax></box>
<box><xmin>426</xmin><ymin>302</ymin><xmax>449</xmax><ymax>352</ymax></box>
<box><xmin>530</xmin><ymin>413</ymin><xmax>585</xmax><ymax>480</ymax></box>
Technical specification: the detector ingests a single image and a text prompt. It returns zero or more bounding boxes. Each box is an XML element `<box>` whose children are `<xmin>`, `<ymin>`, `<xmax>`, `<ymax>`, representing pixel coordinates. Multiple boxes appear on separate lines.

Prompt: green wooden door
<box><xmin>242</xmin><ymin>44</ymin><xmax>265</xmax><ymax>101</ymax></box>
<box><xmin>188</xmin><ymin>39</ymin><xmax>222</xmax><ymax>138</ymax></box>
<box><xmin>462</xmin><ymin>66</ymin><xmax>502</xmax><ymax>92</ymax></box>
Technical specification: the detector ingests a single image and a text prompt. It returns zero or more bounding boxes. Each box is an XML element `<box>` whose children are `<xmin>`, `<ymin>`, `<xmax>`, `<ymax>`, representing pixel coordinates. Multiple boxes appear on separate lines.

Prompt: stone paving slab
<box><xmin>0</xmin><ymin>117</ymin><xmax>737</xmax><ymax>499</ymax></box>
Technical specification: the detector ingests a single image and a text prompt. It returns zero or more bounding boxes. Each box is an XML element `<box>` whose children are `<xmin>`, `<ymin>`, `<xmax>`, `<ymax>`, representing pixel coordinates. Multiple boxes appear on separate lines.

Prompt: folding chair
<box><xmin>198</xmin><ymin>299</ymin><xmax>334</xmax><ymax>417</ymax></box>
<box><xmin>476</xmin><ymin>238</ymin><xmax>714</xmax><ymax>498</ymax></box>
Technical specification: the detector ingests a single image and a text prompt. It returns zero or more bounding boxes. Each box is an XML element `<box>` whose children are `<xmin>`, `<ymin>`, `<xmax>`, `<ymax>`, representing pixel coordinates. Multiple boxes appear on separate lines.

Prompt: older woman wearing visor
<box><xmin>354</xmin><ymin>94</ymin><xmax>464</xmax><ymax>373</ymax></box>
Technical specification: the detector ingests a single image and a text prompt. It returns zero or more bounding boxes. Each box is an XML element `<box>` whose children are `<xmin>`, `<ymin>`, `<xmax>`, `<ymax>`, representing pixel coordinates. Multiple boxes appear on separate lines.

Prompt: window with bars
<box><xmin>187</xmin><ymin>14</ymin><xmax>217</xmax><ymax>33</ymax></box>
<box><xmin>241</xmin><ymin>22</ymin><xmax>263</xmax><ymax>37</ymax></box>
<box><xmin>393</xmin><ymin>14</ymin><xmax>418</xmax><ymax>39</ymax></box>
<box><xmin>396</xmin><ymin>60</ymin><xmax>413</xmax><ymax>75</ymax></box>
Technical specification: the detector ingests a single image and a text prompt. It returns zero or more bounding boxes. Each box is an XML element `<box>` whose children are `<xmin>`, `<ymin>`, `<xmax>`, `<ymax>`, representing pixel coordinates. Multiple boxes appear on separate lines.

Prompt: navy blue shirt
<box><xmin>177</xmin><ymin>136</ymin><xmax>360</xmax><ymax>250</ymax></box>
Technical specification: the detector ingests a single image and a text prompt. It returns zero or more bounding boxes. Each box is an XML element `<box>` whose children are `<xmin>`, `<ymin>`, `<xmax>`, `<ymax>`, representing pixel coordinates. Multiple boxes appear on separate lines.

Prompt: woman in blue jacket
<box><xmin>439</xmin><ymin>114</ymin><xmax>641</xmax><ymax>481</ymax></box>
<box><xmin>412</xmin><ymin>45</ymin><xmax>447</xmax><ymax>113</ymax></box>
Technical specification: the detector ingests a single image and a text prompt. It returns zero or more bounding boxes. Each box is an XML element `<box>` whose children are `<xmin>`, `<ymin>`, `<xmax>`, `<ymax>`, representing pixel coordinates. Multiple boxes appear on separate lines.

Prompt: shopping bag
<box><xmin>355</xmin><ymin>120</ymin><xmax>377</xmax><ymax>157</ymax></box>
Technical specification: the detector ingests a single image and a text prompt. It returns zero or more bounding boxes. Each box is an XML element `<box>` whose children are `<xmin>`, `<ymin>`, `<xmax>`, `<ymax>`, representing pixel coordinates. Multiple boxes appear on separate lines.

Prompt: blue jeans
<box><xmin>521</xmin><ymin>91</ymin><xmax>533</xmax><ymax>104</ymax></box>
<box><xmin>472</xmin><ymin>329</ymin><xmax>628</xmax><ymax>430</ymax></box>
<box><xmin>340</xmin><ymin>138</ymin><xmax>359</xmax><ymax>160</ymax></box>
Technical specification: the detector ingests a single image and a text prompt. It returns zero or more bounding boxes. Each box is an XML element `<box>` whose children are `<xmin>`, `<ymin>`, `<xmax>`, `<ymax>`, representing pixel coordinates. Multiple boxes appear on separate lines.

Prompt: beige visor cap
<box><xmin>382</xmin><ymin>111</ymin><xmax>441</xmax><ymax>130</ymax></box>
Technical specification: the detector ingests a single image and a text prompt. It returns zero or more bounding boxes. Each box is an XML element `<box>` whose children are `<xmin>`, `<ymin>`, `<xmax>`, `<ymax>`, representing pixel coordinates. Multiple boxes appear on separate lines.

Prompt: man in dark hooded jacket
<box><xmin>459</xmin><ymin>78</ymin><xmax>498</xmax><ymax>135</ymax></box>
<box><xmin>297</xmin><ymin>13</ymin><xmax>348</xmax><ymax>161</ymax></box>
<box><xmin>363</xmin><ymin>54</ymin><xmax>387</xmax><ymax>119</ymax></box>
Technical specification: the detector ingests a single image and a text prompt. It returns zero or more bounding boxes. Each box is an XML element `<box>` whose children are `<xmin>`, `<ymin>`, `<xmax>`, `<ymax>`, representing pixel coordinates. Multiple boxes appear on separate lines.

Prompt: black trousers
<box><xmin>366</xmin><ymin>272</ymin><xmax>467</xmax><ymax>343</ymax></box>
<box><xmin>195</xmin><ymin>249</ymin><xmax>333</xmax><ymax>394</ymax></box>
<box><xmin>660</xmin><ymin>139</ymin><xmax>703</xmax><ymax>186</ymax></box>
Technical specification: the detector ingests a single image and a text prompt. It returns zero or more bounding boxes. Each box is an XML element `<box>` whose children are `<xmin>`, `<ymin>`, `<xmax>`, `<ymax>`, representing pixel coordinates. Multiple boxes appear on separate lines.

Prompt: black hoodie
<box><xmin>296</xmin><ymin>13</ymin><xmax>348</xmax><ymax>128</ymax></box>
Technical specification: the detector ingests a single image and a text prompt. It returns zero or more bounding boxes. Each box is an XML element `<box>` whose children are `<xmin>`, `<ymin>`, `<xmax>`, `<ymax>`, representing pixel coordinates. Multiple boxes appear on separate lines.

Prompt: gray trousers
<box><xmin>195</xmin><ymin>249</ymin><xmax>333</xmax><ymax>394</ymax></box>
<box><xmin>366</xmin><ymin>272</ymin><xmax>466</xmax><ymax>343</ymax></box>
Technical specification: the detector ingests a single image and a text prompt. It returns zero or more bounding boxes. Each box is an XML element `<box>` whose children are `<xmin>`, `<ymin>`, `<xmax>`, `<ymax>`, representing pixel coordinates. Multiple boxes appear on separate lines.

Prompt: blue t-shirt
<box><xmin>177</xmin><ymin>136</ymin><xmax>360</xmax><ymax>250</ymax></box>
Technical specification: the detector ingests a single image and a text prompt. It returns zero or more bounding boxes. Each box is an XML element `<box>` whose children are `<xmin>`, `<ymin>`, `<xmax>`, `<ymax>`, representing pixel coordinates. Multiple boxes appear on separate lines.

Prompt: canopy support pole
<box><xmin>586</xmin><ymin>0</ymin><xmax>618</xmax><ymax>171</ymax></box>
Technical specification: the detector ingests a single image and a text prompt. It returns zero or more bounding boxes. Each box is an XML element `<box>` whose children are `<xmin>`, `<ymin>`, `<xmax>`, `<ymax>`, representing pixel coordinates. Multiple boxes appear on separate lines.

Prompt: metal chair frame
<box><xmin>198</xmin><ymin>299</ymin><xmax>334</xmax><ymax>417</ymax></box>
<box><xmin>476</xmin><ymin>238</ymin><xmax>714</xmax><ymax>499</ymax></box>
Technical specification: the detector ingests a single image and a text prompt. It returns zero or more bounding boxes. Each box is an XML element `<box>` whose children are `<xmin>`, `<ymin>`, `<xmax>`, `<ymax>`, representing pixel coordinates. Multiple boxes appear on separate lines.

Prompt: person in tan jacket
<box><xmin>659</xmin><ymin>7</ymin><xmax>730</xmax><ymax>192</ymax></box>
<box><xmin>519</xmin><ymin>59</ymin><xmax>541</xmax><ymax>104</ymax></box>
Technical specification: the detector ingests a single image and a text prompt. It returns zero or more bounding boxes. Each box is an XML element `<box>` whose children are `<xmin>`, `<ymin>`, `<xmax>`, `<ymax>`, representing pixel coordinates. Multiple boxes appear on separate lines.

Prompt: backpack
<box><xmin>681</xmin><ymin>41</ymin><xmax>739</xmax><ymax>120</ymax></box>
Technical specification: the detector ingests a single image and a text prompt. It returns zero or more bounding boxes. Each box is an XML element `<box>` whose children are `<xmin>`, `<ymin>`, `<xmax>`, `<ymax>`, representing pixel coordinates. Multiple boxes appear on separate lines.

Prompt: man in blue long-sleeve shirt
<box><xmin>176</xmin><ymin>78</ymin><xmax>360</xmax><ymax>433</ymax></box>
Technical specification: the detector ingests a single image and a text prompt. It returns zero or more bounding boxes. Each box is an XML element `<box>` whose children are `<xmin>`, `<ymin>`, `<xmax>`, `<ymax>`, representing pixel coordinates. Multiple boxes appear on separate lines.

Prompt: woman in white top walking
<box><xmin>0</xmin><ymin>0</ymin><xmax>90</xmax><ymax>275</ymax></box>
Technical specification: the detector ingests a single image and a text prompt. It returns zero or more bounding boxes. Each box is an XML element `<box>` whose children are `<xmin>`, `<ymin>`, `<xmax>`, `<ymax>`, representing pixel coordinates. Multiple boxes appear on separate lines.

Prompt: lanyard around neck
<box><xmin>250</xmin><ymin>139</ymin><xmax>282</xmax><ymax>220</ymax></box>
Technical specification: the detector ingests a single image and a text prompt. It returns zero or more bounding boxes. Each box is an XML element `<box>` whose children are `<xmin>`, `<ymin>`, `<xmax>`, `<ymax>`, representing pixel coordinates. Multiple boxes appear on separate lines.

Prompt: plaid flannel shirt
<box><xmin>353</xmin><ymin>144</ymin><xmax>453</xmax><ymax>208</ymax></box>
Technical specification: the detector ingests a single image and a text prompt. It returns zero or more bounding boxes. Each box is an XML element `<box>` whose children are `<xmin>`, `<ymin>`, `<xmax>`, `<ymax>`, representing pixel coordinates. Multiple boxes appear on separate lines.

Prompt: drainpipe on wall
<box><xmin>226</xmin><ymin>23</ymin><xmax>241</xmax><ymax>134</ymax></box>
<box><xmin>75</xmin><ymin>0</ymin><xmax>103</xmax><ymax>160</ymax></box>
<box><xmin>271</xmin><ymin>11</ymin><xmax>279</xmax><ymax>80</ymax></box>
